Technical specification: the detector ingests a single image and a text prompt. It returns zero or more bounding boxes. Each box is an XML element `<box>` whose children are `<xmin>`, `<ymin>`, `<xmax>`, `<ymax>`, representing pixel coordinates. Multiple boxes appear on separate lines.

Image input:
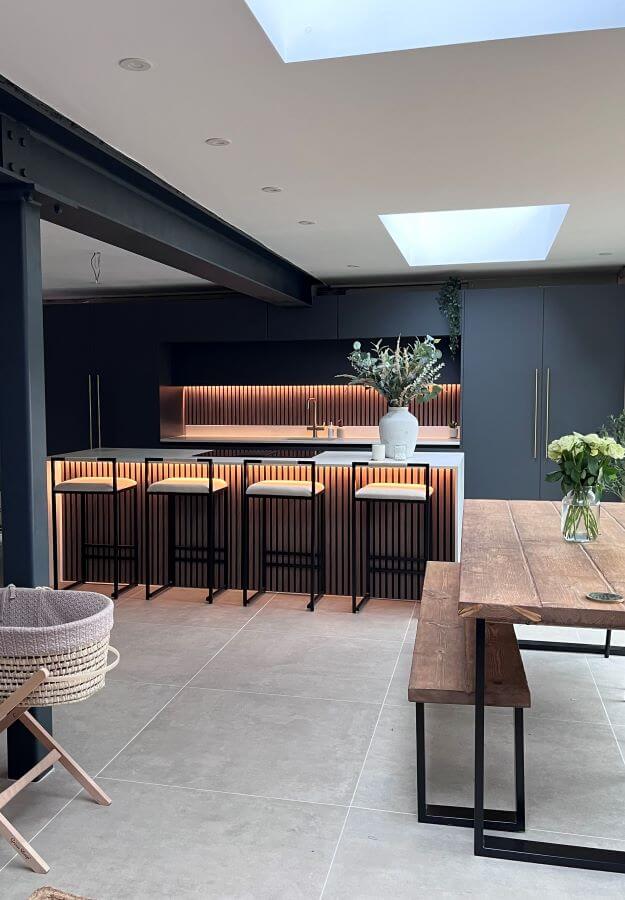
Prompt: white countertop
<box><xmin>164</xmin><ymin>424</ymin><xmax>460</xmax><ymax>447</ymax></box>
<box><xmin>313</xmin><ymin>450</ymin><xmax>464</xmax><ymax>468</ymax></box>
<box><xmin>51</xmin><ymin>447</ymin><xmax>464</xmax><ymax>468</ymax></box>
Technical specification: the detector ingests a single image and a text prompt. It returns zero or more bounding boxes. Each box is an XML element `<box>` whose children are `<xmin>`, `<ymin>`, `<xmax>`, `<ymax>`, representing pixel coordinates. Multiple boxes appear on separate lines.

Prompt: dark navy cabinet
<box><xmin>462</xmin><ymin>288</ymin><xmax>544</xmax><ymax>499</ymax></box>
<box><xmin>540</xmin><ymin>285</ymin><xmax>625</xmax><ymax>498</ymax></box>
<box><xmin>463</xmin><ymin>284</ymin><xmax>625</xmax><ymax>500</ymax></box>
<box><xmin>268</xmin><ymin>294</ymin><xmax>338</xmax><ymax>340</ymax></box>
<box><xmin>338</xmin><ymin>287</ymin><xmax>449</xmax><ymax>338</ymax></box>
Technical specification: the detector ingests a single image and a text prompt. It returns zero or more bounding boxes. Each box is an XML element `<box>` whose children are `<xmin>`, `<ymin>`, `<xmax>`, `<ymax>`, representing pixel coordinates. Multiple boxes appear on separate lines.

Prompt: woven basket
<box><xmin>0</xmin><ymin>585</ymin><xmax>119</xmax><ymax>707</ymax></box>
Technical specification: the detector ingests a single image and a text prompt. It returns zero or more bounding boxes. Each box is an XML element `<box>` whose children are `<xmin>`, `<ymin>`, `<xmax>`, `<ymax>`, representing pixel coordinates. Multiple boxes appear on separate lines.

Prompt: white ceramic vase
<box><xmin>378</xmin><ymin>406</ymin><xmax>419</xmax><ymax>459</ymax></box>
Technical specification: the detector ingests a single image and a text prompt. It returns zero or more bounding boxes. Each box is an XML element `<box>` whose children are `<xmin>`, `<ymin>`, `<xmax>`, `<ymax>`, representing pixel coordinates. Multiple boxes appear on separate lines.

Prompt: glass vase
<box><xmin>561</xmin><ymin>489</ymin><xmax>600</xmax><ymax>543</ymax></box>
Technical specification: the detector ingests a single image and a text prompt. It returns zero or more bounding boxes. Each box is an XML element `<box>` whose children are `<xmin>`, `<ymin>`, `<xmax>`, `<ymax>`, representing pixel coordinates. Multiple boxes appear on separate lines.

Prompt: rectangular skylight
<box><xmin>244</xmin><ymin>0</ymin><xmax>625</xmax><ymax>63</ymax></box>
<box><xmin>378</xmin><ymin>205</ymin><xmax>569</xmax><ymax>267</ymax></box>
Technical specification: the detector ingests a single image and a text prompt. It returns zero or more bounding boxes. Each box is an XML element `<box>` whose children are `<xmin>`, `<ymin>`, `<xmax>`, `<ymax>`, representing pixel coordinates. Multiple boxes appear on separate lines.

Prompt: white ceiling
<box><xmin>41</xmin><ymin>222</ymin><xmax>207</xmax><ymax>296</ymax></box>
<box><xmin>2</xmin><ymin>1</ymin><xmax>625</xmax><ymax>286</ymax></box>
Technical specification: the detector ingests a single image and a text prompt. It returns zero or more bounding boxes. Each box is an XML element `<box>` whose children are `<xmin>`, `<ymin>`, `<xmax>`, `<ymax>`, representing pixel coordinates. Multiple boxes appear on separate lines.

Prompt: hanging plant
<box><xmin>437</xmin><ymin>277</ymin><xmax>462</xmax><ymax>357</ymax></box>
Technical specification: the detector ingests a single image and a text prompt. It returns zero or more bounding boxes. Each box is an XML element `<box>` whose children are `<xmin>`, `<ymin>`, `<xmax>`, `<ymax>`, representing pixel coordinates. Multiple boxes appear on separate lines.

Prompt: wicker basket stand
<box><xmin>0</xmin><ymin>585</ymin><xmax>119</xmax><ymax>874</ymax></box>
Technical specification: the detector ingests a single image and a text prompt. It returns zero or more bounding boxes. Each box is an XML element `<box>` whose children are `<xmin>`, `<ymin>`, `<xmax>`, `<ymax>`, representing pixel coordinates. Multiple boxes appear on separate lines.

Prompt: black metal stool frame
<box><xmin>51</xmin><ymin>456</ymin><xmax>139</xmax><ymax>600</ymax></box>
<box><xmin>351</xmin><ymin>461</ymin><xmax>432</xmax><ymax>613</ymax></box>
<box><xmin>144</xmin><ymin>457</ymin><xmax>229</xmax><ymax>604</ymax></box>
<box><xmin>241</xmin><ymin>459</ymin><xmax>326</xmax><ymax>611</ymax></box>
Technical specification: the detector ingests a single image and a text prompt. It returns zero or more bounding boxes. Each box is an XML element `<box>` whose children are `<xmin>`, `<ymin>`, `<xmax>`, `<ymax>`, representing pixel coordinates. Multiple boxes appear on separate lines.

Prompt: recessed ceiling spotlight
<box><xmin>118</xmin><ymin>57</ymin><xmax>152</xmax><ymax>72</ymax></box>
<box><xmin>298</xmin><ymin>219</ymin><xmax>316</xmax><ymax>225</ymax></box>
<box><xmin>598</xmin><ymin>251</ymin><xmax>613</xmax><ymax>256</ymax></box>
<box><xmin>205</xmin><ymin>137</ymin><xmax>231</xmax><ymax>148</ymax></box>
<box><xmin>261</xmin><ymin>186</ymin><xmax>282</xmax><ymax>193</ymax></box>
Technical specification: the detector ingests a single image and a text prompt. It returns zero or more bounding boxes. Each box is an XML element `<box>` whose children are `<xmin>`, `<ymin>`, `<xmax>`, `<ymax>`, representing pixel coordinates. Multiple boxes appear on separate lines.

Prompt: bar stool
<box><xmin>351</xmin><ymin>461</ymin><xmax>432</xmax><ymax>613</ymax></box>
<box><xmin>145</xmin><ymin>457</ymin><xmax>229</xmax><ymax>603</ymax></box>
<box><xmin>242</xmin><ymin>459</ymin><xmax>326</xmax><ymax>611</ymax></box>
<box><xmin>51</xmin><ymin>457</ymin><xmax>139</xmax><ymax>600</ymax></box>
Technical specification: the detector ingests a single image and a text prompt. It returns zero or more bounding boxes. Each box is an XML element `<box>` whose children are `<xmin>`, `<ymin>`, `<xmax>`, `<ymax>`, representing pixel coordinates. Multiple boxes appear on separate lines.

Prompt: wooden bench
<box><xmin>409</xmin><ymin>561</ymin><xmax>531</xmax><ymax>831</ymax></box>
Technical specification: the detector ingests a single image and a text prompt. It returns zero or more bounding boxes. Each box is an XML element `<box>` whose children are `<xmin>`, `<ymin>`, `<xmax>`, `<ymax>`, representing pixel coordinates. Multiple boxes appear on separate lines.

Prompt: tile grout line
<box><xmin>182</xmin><ymin>685</ymin><xmax>385</xmax><ymax>706</ymax></box>
<box><xmin>0</xmin><ymin>591</ymin><xmax>279</xmax><ymax>875</ymax></box>
<box><xmin>98</xmin><ymin>774</ymin><xmax>349</xmax><ymax>810</ymax></box>
<box><xmin>584</xmin><ymin>654</ymin><xmax>625</xmax><ymax>769</ymax></box>
<box><xmin>318</xmin><ymin>604</ymin><xmax>418</xmax><ymax>899</ymax></box>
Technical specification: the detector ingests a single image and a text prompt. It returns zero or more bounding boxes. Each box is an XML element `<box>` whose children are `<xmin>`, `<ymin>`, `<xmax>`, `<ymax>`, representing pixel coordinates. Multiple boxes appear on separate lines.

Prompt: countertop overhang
<box><xmin>51</xmin><ymin>447</ymin><xmax>464</xmax><ymax>468</ymax></box>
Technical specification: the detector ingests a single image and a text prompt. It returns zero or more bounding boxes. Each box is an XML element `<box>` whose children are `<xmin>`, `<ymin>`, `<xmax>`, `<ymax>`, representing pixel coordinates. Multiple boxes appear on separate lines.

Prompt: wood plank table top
<box><xmin>458</xmin><ymin>499</ymin><xmax>625</xmax><ymax>628</ymax></box>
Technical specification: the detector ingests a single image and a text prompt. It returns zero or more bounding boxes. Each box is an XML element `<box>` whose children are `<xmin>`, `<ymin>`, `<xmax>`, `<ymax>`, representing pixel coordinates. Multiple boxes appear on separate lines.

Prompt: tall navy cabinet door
<box><xmin>462</xmin><ymin>288</ymin><xmax>543</xmax><ymax>499</ymax></box>
<box><xmin>540</xmin><ymin>285</ymin><xmax>625</xmax><ymax>499</ymax></box>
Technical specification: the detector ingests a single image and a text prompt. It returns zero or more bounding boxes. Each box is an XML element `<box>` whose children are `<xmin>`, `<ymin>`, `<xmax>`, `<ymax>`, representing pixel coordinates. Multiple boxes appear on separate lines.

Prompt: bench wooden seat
<box><xmin>409</xmin><ymin>561</ymin><xmax>530</xmax><ymax>831</ymax></box>
<box><xmin>409</xmin><ymin>562</ymin><xmax>531</xmax><ymax>709</ymax></box>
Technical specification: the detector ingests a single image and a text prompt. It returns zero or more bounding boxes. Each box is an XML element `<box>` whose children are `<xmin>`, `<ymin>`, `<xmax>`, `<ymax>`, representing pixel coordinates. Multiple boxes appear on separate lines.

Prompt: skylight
<box><xmin>378</xmin><ymin>205</ymin><xmax>570</xmax><ymax>267</ymax></box>
<box><xmin>244</xmin><ymin>0</ymin><xmax>625</xmax><ymax>63</ymax></box>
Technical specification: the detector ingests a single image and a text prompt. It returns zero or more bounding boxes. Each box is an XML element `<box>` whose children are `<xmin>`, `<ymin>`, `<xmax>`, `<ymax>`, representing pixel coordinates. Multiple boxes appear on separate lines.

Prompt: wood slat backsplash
<box><xmin>184</xmin><ymin>384</ymin><xmax>461</xmax><ymax>428</ymax></box>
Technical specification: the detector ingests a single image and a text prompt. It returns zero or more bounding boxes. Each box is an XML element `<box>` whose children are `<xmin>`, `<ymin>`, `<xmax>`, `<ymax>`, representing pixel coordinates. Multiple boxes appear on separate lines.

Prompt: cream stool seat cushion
<box><xmin>246</xmin><ymin>479</ymin><xmax>325</xmax><ymax>498</ymax></box>
<box><xmin>355</xmin><ymin>482</ymin><xmax>432</xmax><ymax>501</ymax></box>
<box><xmin>147</xmin><ymin>477</ymin><xmax>228</xmax><ymax>494</ymax></box>
<box><xmin>55</xmin><ymin>476</ymin><xmax>137</xmax><ymax>493</ymax></box>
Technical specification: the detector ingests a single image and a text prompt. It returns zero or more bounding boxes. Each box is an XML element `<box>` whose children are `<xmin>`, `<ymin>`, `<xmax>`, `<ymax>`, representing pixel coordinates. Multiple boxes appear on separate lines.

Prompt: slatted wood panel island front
<box><xmin>48</xmin><ymin>449</ymin><xmax>463</xmax><ymax>601</ymax></box>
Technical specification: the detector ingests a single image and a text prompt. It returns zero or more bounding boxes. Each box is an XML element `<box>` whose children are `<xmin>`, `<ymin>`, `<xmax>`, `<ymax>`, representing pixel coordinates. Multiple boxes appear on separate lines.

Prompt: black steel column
<box><xmin>0</xmin><ymin>185</ymin><xmax>53</xmax><ymax>779</ymax></box>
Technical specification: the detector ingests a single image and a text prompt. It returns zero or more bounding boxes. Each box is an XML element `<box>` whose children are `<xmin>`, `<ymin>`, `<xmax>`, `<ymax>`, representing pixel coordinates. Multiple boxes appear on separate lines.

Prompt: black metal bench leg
<box><xmin>514</xmin><ymin>707</ymin><xmax>525</xmax><ymax>831</ymax></box>
<box><xmin>416</xmin><ymin>696</ymin><xmax>525</xmax><ymax>831</ymax></box>
<box><xmin>604</xmin><ymin>629</ymin><xmax>612</xmax><ymax>658</ymax></box>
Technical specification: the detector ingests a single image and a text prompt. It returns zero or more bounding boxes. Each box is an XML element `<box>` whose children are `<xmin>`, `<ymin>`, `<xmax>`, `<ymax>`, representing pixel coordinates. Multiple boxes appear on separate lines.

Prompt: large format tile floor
<box><xmin>2</xmin><ymin>589</ymin><xmax>625</xmax><ymax>897</ymax></box>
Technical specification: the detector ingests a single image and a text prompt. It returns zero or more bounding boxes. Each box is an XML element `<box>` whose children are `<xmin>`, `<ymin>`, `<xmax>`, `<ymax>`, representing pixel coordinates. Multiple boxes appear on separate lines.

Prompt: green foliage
<box><xmin>337</xmin><ymin>336</ymin><xmax>444</xmax><ymax>407</ymax></box>
<box><xmin>437</xmin><ymin>277</ymin><xmax>462</xmax><ymax>357</ymax></box>
<box><xmin>600</xmin><ymin>410</ymin><xmax>625</xmax><ymax>447</ymax></box>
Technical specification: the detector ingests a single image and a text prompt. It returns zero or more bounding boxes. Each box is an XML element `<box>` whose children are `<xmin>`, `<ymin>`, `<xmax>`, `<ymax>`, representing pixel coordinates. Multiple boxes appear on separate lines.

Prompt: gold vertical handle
<box><xmin>88</xmin><ymin>374</ymin><xmax>93</xmax><ymax>450</ymax></box>
<box><xmin>96</xmin><ymin>374</ymin><xmax>102</xmax><ymax>448</ymax></box>
<box><xmin>533</xmin><ymin>368</ymin><xmax>539</xmax><ymax>459</ymax></box>
<box><xmin>544</xmin><ymin>367</ymin><xmax>551</xmax><ymax>459</ymax></box>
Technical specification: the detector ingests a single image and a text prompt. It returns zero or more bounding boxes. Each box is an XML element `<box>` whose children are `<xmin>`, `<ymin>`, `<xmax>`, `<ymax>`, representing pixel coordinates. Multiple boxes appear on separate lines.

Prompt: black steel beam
<box><xmin>0</xmin><ymin>77</ymin><xmax>316</xmax><ymax>306</ymax></box>
<box><xmin>0</xmin><ymin>184</ymin><xmax>55</xmax><ymax>780</ymax></box>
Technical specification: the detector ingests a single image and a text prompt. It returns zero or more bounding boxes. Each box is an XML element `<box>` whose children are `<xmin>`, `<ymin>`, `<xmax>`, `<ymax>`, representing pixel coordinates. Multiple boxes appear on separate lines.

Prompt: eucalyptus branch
<box><xmin>337</xmin><ymin>336</ymin><xmax>444</xmax><ymax>408</ymax></box>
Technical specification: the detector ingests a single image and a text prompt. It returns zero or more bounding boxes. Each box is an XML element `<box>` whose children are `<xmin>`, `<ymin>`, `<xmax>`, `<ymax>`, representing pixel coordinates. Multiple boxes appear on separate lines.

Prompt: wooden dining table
<box><xmin>459</xmin><ymin>498</ymin><xmax>625</xmax><ymax>874</ymax></box>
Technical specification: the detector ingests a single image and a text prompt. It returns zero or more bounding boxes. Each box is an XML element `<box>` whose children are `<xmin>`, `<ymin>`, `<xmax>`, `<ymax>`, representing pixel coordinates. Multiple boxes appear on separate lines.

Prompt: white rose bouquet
<box><xmin>547</xmin><ymin>432</ymin><xmax>625</xmax><ymax>540</ymax></box>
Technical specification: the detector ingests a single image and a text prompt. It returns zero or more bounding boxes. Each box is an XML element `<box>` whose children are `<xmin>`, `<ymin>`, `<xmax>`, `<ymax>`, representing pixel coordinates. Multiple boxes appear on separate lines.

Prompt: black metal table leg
<box><xmin>475</xmin><ymin>618</ymin><xmax>625</xmax><ymax>873</ymax></box>
<box><xmin>518</xmin><ymin>636</ymin><xmax>624</xmax><ymax>656</ymax></box>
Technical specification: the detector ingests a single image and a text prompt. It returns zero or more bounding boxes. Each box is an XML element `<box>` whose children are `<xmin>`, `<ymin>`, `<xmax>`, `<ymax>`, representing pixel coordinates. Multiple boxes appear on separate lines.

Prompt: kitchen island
<box><xmin>49</xmin><ymin>447</ymin><xmax>463</xmax><ymax>600</ymax></box>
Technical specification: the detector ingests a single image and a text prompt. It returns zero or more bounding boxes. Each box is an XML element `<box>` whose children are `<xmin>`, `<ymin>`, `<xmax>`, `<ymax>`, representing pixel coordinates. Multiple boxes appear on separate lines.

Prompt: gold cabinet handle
<box><xmin>544</xmin><ymin>367</ymin><xmax>551</xmax><ymax>459</ymax></box>
<box><xmin>533</xmin><ymin>369</ymin><xmax>539</xmax><ymax>459</ymax></box>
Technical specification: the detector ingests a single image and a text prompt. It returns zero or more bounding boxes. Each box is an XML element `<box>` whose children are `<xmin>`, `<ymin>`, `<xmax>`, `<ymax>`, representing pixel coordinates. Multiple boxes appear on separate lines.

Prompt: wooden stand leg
<box><xmin>0</xmin><ymin>811</ymin><xmax>50</xmax><ymax>874</ymax></box>
<box><xmin>0</xmin><ymin>668</ymin><xmax>112</xmax><ymax>873</ymax></box>
<box><xmin>20</xmin><ymin>711</ymin><xmax>111</xmax><ymax>806</ymax></box>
